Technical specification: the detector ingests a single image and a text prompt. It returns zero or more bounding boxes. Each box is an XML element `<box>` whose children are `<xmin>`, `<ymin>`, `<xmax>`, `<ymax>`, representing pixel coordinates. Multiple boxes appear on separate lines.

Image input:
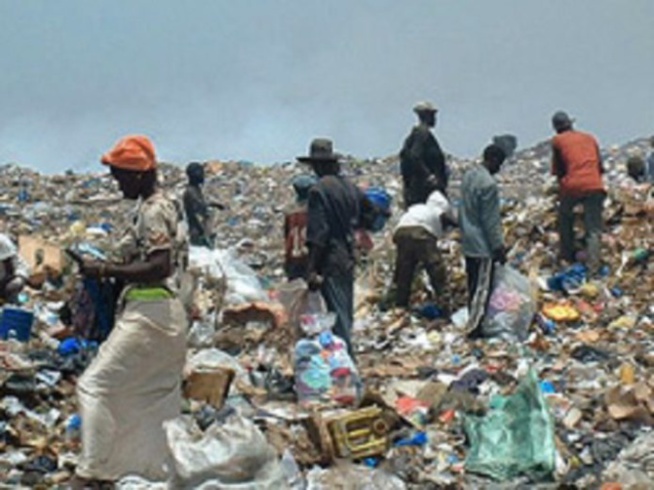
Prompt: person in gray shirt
<box><xmin>459</xmin><ymin>144</ymin><xmax>507</xmax><ymax>336</ymax></box>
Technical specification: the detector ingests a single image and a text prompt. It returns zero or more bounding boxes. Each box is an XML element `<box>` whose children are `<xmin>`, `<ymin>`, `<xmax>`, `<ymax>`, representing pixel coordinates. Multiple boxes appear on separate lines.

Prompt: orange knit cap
<box><xmin>101</xmin><ymin>135</ymin><xmax>157</xmax><ymax>171</ymax></box>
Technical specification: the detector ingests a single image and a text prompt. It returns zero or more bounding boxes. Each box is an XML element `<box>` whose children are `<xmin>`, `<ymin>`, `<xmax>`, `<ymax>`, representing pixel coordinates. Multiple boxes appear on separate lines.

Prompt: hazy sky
<box><xmin>0</xmin><ymin>0</ymin><xmax>653</xmax><ymax>173</ymax></box>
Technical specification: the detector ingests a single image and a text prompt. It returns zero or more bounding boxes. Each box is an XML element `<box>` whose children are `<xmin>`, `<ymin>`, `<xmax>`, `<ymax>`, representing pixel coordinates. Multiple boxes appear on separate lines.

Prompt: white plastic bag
<box><xmin>189</xmin><ymin>246</ymin><xmax>267</xmax><ymax>305</ymax></box>
<box><xmin>286</xmin><ymin>286</ymin><xmax>336</xmax><ymax>337</ymax></box>
<box><xmin>164</xmin><ymin>414</ymin><xmax>287</xmax><ymax>489</ymax></box>
<box><xmin>481</xmin><ymin>265</ymin><xmax>535</xmax><ymax>340</ymax></box>
<box><xmin>187</xmin><ymin>318</ymin><xmax>216</xmax><ymax>348</ymax></box>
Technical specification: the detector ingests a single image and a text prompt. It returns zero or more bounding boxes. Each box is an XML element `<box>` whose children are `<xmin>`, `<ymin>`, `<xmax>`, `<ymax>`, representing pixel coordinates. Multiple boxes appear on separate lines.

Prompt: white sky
<box><xmin>0</xmin><ymin>0</ymin><xmax>653</xmax><ymax>172</ymax></box>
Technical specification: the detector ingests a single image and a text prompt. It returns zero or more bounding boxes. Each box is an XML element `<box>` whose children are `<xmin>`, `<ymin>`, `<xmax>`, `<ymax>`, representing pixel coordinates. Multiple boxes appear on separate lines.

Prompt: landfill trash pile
<box><xmin>0</xmin><ymin>136</ymin><xmax>653</xmax><ymax>489</ymax></box>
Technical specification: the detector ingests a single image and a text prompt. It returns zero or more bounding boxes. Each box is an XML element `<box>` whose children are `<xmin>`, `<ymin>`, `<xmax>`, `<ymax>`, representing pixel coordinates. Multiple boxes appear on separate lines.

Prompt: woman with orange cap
<box><xmin>72</xmin><ymin>135</ymin><xmax>187</xmax><ymax>487</ymax></box>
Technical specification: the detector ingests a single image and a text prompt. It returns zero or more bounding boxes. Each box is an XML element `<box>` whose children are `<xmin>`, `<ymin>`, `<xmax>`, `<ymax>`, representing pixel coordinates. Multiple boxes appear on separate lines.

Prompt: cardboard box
<box><xmin>183</xmin><ymin>367</ymin><xmax>235</xmax><ymax>409</ymax></box>
<box><xmin>18</xmin><ymin>235</ymin><xmax>64</xmax><ymax>274</ymax></box>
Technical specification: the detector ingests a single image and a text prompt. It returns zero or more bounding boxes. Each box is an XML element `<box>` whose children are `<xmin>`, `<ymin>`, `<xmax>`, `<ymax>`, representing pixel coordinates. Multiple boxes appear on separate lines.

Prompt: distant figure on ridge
<box><xmin>399</xmin><ymin>101</ymin><xmax>448</xmax><ymax>208</ymax></box>
<box><xmin>183</xmin><ymin>162</ymin><xmax>211</xmax><ymax>247</ymax></box>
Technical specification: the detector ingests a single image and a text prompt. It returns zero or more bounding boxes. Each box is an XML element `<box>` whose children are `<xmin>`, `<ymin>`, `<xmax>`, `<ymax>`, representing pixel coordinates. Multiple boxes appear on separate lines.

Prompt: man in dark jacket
<box><xmin>400</xmin><ymin>101</ymin><xmax>448</xmax><ymax>207</ymax></box>
<box><xmin>299</xmin><ymin>138</ymin><xmax>377</xmax><ymax>358</ymax></box>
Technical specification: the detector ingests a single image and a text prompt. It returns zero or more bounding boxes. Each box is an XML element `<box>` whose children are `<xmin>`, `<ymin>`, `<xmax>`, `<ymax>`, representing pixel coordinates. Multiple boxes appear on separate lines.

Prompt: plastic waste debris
<box><xmin>478</xmin><ymin>265</ymin><xmax>535</xmax><ymax>340</ymax></box>
<box><xmin>164</xmin><ymin>414</ymin><xmax>286</xmax><ymax>489</ymax></box>
<box><xmin>464</xmin><ymin>369</ymin><xmax>556</xmax><ymax>481</ymax></box>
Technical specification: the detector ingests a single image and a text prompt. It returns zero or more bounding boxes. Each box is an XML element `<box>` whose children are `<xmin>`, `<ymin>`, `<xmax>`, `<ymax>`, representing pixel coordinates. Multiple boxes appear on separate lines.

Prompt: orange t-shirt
<box><xmin>551</xmin><ymin>131</ymin><xmax>605</xmax><ymax>196</ymax></box>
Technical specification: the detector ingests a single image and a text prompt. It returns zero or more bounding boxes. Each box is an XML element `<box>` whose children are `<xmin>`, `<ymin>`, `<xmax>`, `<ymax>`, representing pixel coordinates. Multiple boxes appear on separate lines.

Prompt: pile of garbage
<box><xmin>0</xmin><ymin>136</ymin><xmax>653</xmax><ymax>489</ymax></box>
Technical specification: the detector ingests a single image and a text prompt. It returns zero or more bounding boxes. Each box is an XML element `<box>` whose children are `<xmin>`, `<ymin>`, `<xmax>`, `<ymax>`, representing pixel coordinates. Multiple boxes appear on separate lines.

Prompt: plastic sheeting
<box><xmin>306</xmin><ymin>464</ymin><xmax>406</xmax><ymax>490</ymax></box>
<box><xmin>188</xmin><ymin>246</ymin><xmax>267</xmax><ymax>305</ymax></box>
<box><xmin>164</xmin><ymin>414</ymin><xmax>287</xmax><ymax>490</ymax></box>
<box><xmin>603</xmin><ymin>431</ymin><xmax>654</xmax><ymax>487</ymax></box>
<box><xmin>282</xmin><ymin>283</ymin><xmax>336</xmax><ymax>338</ymax></box>
<box><xmin>464</xmin><ymin>369</ymin><xmax>556</xmax><ymax>482</ymax></box>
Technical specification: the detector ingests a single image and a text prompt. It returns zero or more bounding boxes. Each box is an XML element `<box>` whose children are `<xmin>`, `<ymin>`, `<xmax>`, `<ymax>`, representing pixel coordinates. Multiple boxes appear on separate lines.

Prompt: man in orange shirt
<box><xmin>550</xmin><ymin>111</ymin><xmax>606</xmax><ymax>274</ymax></box>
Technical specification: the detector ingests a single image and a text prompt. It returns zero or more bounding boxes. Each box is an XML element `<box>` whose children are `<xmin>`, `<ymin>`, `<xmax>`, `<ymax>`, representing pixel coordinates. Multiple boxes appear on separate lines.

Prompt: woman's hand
<box><xmin>80</xmin><ymin>260</ymin><xmax>106</xmax><ymax>278</ymax></box>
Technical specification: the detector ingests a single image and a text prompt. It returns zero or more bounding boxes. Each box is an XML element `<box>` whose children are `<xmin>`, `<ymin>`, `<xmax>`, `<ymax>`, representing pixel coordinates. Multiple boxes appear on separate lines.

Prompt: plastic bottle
<box><xmin>6</xmin><ymin>329</ymin><xmax>25</xmax><ymax>353</ymax></box>
<box><xmin>65</xmin><ymin>414</ymin><xmax>82</xmax><ymax>447</ymax></box>
<box><xmin>331</xmin><ymin>367</ymin><xmax>356</xmax><ymax>405</ymax></box>
<box><xmin>394</xmin><ymin>431</ymin><xmax>428</xmax><ymax>447</ymax></box>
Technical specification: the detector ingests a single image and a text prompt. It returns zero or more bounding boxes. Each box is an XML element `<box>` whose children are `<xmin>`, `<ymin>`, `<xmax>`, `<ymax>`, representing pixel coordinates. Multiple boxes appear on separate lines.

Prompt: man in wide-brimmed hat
<box><xmin>298</xmin><ymin>138</ymin><xmax>374</xmax><ymax>358</ymax></box>
<box><xmin>399</xmin><ymin>101</ymin><xmax>448</xmax><ymax>208</ymax></box>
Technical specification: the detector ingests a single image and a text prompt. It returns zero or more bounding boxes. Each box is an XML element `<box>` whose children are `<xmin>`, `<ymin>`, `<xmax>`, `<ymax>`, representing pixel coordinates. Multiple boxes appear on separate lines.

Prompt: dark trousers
<box><xmin>321</xmin><ymin>273</ymin><xmax>355</xmax><ymax>359</ymax></box>
<box><xmin>402</xmin><ymin>184</ymin><xmax>429</xmax><ymax>210</ymax></box>
<box><xmin>465</xmin><ymin>256</ymin><xmax>494</xmax><ymax>336</ymax></box>
<box><xmin>285</xmin><ymin>262</ymin><xmax>308</xmax><ymax>282</ymax></box>
<box><xmin>465</xmin><ymin>257</ymin><xmax>484</xmax><ymax>306</ymax></box>
<box><xmin>393</xmin><ymin>227</ymin><xmax>446</xmax><ymax>308</ymax></box>
<box><xmin>558</xmin><ymin>192</ymin><xmax>604</xmax><ymax>273</ymax></box>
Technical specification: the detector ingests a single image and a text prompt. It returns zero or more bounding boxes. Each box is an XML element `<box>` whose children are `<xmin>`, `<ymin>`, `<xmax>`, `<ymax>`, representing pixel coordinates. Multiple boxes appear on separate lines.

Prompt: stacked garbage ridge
<box><xmin>0</xmin><ymin>136</ymin><xmax>653</xmax><ymax>489</ymax></box>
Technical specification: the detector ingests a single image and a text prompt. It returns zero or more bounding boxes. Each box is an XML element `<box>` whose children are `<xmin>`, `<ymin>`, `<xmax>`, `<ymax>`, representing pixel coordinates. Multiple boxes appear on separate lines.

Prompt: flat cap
<box><xmin>413</xmin><ymin>101</ymin><xmax>438</xmax><ymax>114</ymax></box>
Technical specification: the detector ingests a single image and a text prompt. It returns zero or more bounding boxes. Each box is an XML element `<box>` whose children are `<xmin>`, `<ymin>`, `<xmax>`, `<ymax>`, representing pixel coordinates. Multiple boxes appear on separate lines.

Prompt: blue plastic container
<box><xmin>365</xmin><ymin>188</ymin><xmax>392</xmax><ymax>232</ymax></box>
<box><xmin>0</xmin><ymin>307</ymin><xmax>35</xmax><ymax>342</ymax></box>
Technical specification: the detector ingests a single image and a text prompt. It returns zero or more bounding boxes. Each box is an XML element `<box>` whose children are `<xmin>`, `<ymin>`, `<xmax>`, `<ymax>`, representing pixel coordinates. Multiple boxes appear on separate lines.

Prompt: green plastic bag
<box><xmin>464</xmin><ymin>369</ymin><xmax>556</xmax><ymax>481</ymax></box>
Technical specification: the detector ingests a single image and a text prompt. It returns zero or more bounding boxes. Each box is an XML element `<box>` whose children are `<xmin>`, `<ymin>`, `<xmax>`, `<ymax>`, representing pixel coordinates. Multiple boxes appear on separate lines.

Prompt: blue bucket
<box><xmin>0</xmin><ymin>307</ymin><xmax>35</xmax><ymax>342</ymax></box>
<box><xmin>365</xmin><ymin>188</ymin><xmax>392</xmax><ymax>232</ymax></box>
